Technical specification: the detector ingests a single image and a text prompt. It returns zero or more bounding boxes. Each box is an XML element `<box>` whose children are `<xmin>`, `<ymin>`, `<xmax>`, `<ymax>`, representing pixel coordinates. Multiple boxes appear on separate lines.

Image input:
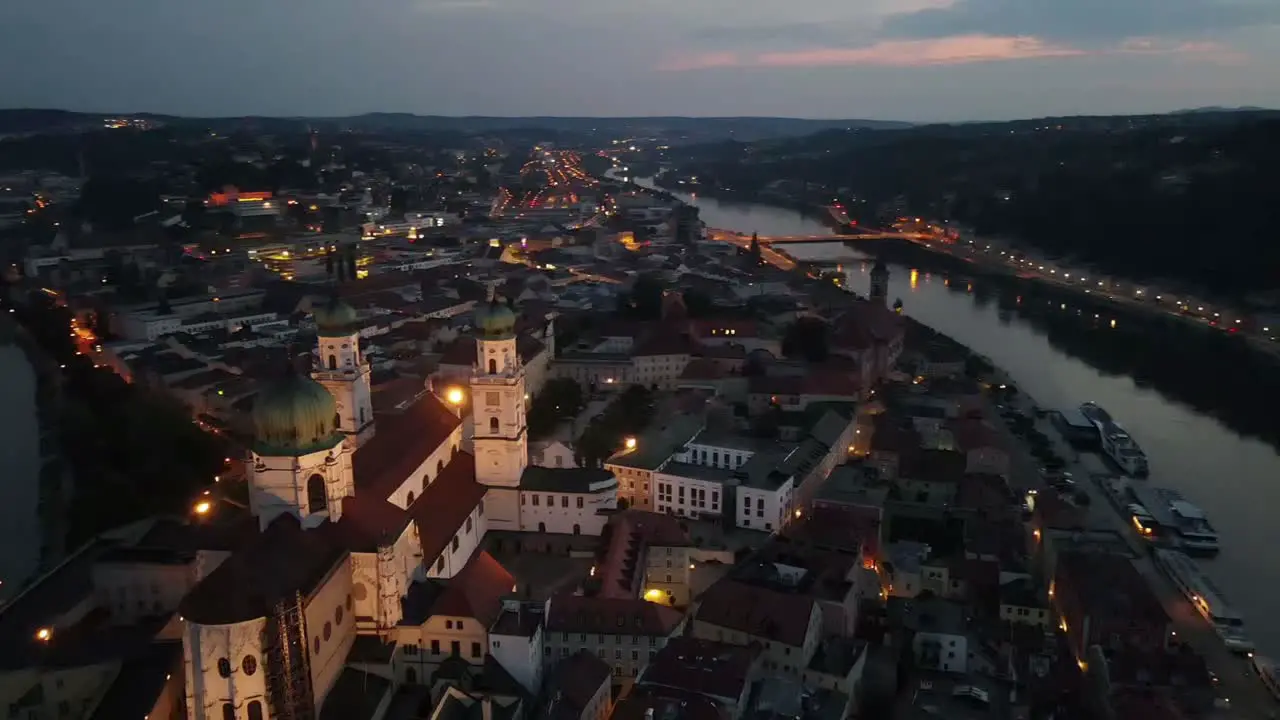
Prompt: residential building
<box><xmin>637</xmin><ymin>638</ymin><xmax>761</xmax><ymax>716</ymax></box>
<box><xmin>489</xmin><ymin>601</ymin><xmax>545</xmax><ymax>696</ymax></box>
<box><xmin>690</xmin><ymin>580</ymin><xmax>822</xmax><ymax>678</ymax></box>
<box><xmin>543</xmin><ymin>650</ymin><xmax>612</xmax><ymax>720</ymax></box>
<box><xmin>888</xmin><ymin>595</ymin><xmax>969</xmax><ymax>674</ymax></box>
<box><xmin>543</xmin><ymin>595</ymin><xmax>684</xmax><ymax>684</ymax></box>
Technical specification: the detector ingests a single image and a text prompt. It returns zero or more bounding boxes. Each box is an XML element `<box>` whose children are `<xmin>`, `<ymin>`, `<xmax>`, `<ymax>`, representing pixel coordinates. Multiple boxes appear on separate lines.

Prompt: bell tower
<box><xmin>870</xmin><ymin>258</ymin><xmax>889</xmax><ymax>305</ymax></box>
<box><xmin>470</xmin><ymin>287</ymin><xmax>527</xmax><ymax>531</ymax></box>
<box><xmin>312</xmin><ymin>293</ymin><xmax>374</xmax><ymax>446</ymax></box>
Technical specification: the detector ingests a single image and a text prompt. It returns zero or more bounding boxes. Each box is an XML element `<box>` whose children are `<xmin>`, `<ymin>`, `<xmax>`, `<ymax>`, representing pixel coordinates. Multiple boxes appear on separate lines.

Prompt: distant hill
<box><xmin>1171</xmin><ymin>105</ymin><xmax>1273</xmax><ymax>114</ymax></box>
<box><xmin>0</xmin><ymin>109</ymin><xmax>910</xmax><ymax>141</ymax></box>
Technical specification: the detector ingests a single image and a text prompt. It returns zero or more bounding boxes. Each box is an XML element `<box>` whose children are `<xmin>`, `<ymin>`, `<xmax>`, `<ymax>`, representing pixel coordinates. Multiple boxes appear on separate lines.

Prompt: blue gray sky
<box><xmin>2</xmin><ymin>0</ymin><xmax>1278</xmax><ymax>122</ymax></box>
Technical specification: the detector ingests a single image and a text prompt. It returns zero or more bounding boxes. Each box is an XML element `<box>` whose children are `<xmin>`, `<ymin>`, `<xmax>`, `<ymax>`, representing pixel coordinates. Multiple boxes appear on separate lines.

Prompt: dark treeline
<box><xmin>669</xmin><ymin>114</ymin><xmax>1280</xmax><ymax>297</ymax></box>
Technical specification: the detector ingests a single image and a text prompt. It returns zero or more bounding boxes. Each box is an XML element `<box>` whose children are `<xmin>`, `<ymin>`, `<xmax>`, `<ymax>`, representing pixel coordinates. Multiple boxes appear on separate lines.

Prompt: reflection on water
<box><xmin>617</xmin><ymin>174</ymin><xmax>835</xmax><ymax>238</ymax></box>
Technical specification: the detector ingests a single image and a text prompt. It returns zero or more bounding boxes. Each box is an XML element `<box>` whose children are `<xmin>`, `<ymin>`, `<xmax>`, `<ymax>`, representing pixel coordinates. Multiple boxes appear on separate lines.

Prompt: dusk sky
<box><xmin>3</xmin><ymin>0</ymin><xmax>1278</xmax><ymax>122</ymax></box>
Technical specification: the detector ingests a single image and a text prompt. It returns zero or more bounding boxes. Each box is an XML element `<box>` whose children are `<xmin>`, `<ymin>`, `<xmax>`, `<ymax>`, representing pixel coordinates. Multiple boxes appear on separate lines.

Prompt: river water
<box><xmin>624</xmin><ymin>175</ymin><xmax>1280</xmax><ymax>656</ymax></box>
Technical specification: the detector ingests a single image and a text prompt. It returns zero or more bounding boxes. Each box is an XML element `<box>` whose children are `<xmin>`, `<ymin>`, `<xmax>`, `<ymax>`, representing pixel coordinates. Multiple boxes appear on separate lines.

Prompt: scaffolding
<box><xmin>264</xmin><ymin>592</ymin><xmax>316</xmax><ymax>720</ymax></box>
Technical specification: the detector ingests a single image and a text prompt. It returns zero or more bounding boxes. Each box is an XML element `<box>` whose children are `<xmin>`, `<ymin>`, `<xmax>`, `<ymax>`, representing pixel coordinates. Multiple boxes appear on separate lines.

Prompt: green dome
<box><xmin>251</xmin><ymin>374</ymin><xmax>343</xmax><ymax>456</ymax></box>
<box><xmin>475</xmin><ymin>300</ymin><xmax>516</xmax><ymax>339</ymax></box>
<box><xmin>313</xmin><ymin>295</ymin><xmax>359</xmax><ymax>335</ymax></box>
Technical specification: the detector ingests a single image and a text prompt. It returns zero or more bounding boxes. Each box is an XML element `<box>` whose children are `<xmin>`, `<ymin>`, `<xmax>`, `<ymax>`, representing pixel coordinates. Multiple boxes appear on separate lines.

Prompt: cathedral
<box><xmin>178</xmin><ymin>293</ymin><xmax>617</xmax><ymax>720</ymax></box>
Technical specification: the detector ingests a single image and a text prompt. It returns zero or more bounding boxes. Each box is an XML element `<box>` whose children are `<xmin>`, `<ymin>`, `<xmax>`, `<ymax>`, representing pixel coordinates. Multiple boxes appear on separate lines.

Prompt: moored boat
<box><xmin>1080</xmin><ymin>402</ymin><xmax>1149</xmax><ymax>477</ymax></box>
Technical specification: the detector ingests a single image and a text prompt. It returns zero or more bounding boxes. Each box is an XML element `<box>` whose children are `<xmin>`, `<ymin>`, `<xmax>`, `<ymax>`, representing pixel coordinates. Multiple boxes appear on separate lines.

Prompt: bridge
<box><xmin>706</xmin><ymin>228</ymin><xmax>927</xmax><ymax>243</ymax></box>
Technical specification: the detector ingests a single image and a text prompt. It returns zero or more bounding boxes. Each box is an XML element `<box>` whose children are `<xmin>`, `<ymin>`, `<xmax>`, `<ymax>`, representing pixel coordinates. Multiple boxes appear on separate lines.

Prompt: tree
<box><xmin>527</xmin><ymin>378</ymin><xmax>585</xmax><ymax>440</ymax></box>
<box><xmin>782</xmin><ymin>317</ymin><xmax>830</xmax><ymax>362</ymax></box>
<box><xmin>619</xmin><ymin>273</ymin><xmax>665</xmax><ymax>320</ymax></box>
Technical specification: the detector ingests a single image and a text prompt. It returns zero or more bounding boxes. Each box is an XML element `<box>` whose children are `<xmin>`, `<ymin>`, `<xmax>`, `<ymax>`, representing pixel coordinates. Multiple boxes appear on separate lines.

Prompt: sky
<box><xmin>2</xmin><ymin>0</ymin><xmax>1279</xmax><ymax>122</ymax></box>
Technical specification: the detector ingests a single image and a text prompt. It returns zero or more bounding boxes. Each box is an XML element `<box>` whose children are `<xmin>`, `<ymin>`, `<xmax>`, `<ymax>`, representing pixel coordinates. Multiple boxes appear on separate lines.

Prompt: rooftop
<box><xmin>546</xmin><ymin>650</ymin><xmax>611</xmax><ymax>720</ymax></box>
<box><xmin>639</xmin><ymin>637</ymin><xmax>761</xmax><ymax>701</ymax></box>
<box><xmin>353</xmin><ymin>391</ymin><xmax>462</xmax><ymax>497</ymax></box>
<box><xmin>520</xmin><ymin>466</ymin><xmax>617</xmax><ymax>493</ymax></box>
<box><xmin>694</xmin><ymin>580</ymin><xmax>816</xmax><ymax>647</ymax></box>
<box><xmin>545</xmin><ymin>594</ymin><xmax>683</xmax><ymax>636</ymax></box>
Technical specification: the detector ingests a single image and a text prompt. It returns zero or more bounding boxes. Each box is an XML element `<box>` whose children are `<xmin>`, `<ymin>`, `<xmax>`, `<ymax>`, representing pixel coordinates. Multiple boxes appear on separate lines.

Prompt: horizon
<box><xmin>3</xmin><ymin>0</ymin><xmax>1279</xmax><ymax>122</ymax></box>
<box><xmin>4</xmin><ymin>105</ymin><xmax>1276</xmax><ymax>126</ymax></box>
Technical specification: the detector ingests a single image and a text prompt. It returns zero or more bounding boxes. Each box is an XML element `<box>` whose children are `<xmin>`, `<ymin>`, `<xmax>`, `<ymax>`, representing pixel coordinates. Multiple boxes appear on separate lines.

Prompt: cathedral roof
<box><xmin>178</xmin><ymin>514</ymin><xmax>347</xmax><ymax>626</ymax></box>
<box><xmin>426</xmin><ymin>551</ymin><xmax>514</xmax><ymax>627</ymax></box>
<box><xmin>474</xmin><ymin>299</ymin><xmax>516</xmax><ymax>339</ymax></box>
<box><xmin>313</xmin><ymin>293</ymin><xmax>360</xmax><ymax>335</ymax></box>
<box><xmin>250</xmin><ymin>372</ymin><xmax>344</xmax><ymax>457</ymax></box>
<box><xmin>407</xmin><ymin>452</ymin><xmax>488</xmax><ymax>565</ymax></box>
<box><xmin>353</xmin><ymin>392</ymin><xmax>463</xmax><ymax>497</ymax></box>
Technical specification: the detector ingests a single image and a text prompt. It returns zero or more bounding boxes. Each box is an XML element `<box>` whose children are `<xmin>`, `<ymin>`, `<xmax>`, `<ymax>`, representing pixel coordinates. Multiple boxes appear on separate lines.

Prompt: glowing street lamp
<box><xmin>446</xmin><ymin>387</ymin><xmax>465</xmax><ymax>406</ymax></box>
<box><xmin>624</xmin><ymin>436</ymin><xmax>637</xmax><ymax>450</ymax></box>
<box><xmin>193</xmin><ymin>501</ymin><xmax>212</xmax><ymax>516</ymax></box>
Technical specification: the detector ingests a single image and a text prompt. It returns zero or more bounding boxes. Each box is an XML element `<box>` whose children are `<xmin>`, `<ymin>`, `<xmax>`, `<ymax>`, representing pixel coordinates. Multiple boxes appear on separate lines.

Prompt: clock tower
<box><xmin>470</xmin><ymin>290</ymin><xmax>527</xmax><ymax>531</ymax></box>
<box><xmin>312</xmin><ymin>294</ymin><xmax>375</xmax><ymax>447</ymax></box>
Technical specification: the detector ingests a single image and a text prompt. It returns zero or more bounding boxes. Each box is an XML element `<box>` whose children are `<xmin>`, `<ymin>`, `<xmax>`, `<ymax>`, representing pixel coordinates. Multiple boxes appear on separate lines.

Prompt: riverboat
<box><xmin>1153</xmin><ymin>549</ymin><xmax>1251</xmax><ymax>654</ymax></box>
<box><xmin>1079</xmin><ymin>402</ymin><xmax>1149</xmax><ymax>477</ymax></box>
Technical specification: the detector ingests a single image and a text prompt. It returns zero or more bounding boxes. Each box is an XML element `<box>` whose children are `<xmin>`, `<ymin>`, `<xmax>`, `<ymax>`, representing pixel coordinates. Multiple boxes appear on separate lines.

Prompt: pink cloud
<box><xmin>659</xmin><ymin>34</ymin><xmax>1245</xmax><ymax>71</ymax></box>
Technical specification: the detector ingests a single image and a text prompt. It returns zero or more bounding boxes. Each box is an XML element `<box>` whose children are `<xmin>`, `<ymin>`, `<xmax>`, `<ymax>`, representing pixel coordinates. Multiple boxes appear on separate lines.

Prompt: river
<box><xmin>624</xmin><ymin>175</ymin><xmax>1280</xmax><ymax>657</ymax></box>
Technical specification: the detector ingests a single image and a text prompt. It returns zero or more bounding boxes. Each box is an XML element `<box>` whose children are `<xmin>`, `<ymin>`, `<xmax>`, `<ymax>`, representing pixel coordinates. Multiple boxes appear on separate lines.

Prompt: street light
<box><xmin>193</xmin><ymin>501</ymin><xmax>212</xmax><ymax>516</ymax></box>
<box><xmin>624</xmin><ymin>436</ymin><xmax>637</xmax><ymax>450</ymax></box>
<box><xmin>446</xmin><ymin>387</ymin><xmax>465</xmax><ymax>406</ymax></box>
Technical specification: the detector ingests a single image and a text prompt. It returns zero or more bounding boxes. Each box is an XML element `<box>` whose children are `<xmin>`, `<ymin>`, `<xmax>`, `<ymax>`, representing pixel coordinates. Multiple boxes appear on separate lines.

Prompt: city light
<box><xmin>35</xmin><ymin>628</ymin><xmax>51</xmax><ymax>642</ymax></box>
<box><xmin>193</xmin><ymin>501</ymin><xmax>212</xmax><ymax>516</ymax></box>
<box><xmin>624</xmin><ymin>436</ymin><xmax>637</xmax><ymax>450</ymax></box>
<box><xmin>446</xmin><ymin>387</ymin><xmax>465</xmax><ymax>406</ymax></box>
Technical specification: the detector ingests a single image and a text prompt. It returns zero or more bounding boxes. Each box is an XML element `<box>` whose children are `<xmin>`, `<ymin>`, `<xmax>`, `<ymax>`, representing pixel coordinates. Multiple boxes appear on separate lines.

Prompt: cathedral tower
<box><xmin>247</xmin><ymin>369</ymin><xmax>354</xmax><ymax>530</ymax></box>
<box><xmin>312</xmin><ymin>294</ymin><xmax>374</xmax><ymax>446</ymax></box>
<box><xmin>470</xmin><ymin>291</ymin><xmax>527</xmax><ymax>531</ymax></box>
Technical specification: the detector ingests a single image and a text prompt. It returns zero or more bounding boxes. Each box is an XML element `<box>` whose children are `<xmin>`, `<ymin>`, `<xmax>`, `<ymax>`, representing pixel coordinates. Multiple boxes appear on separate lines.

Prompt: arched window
<box><xmin>328</xmin><ymin>354</ymin><xmax>337</xmax><ymax>370</ymax></box>
<box><xmin>217</xmin><ymin>658</ymin><xmax>231</xmax><ymax>678</ymax></box>
<box><xmin>242</xmin><ymin>656</ymin><xmax>257</xmax><ymax>676</ymax></box>
<box><xmin>222</xmin><ymin>703</ymin><xmax>235</xmax><ymax>720</ymax></box>
<box><xmin>307</xmin><ymin>475</ymin><xmax>328</xmax><ymax>514</ymax></box>
<box><xmin>573</xmin><ymin>524</ymin><xmax>581</xmax><ymax>535</ymax></box>
<box><xmin>488</xmin><ymin>358</ymin><xmax>497</xmax><ymax>374</ymax></box>
<box><xmin>406</xmin><ymin>491</ymin><xmax>415</xmax><ymax>506</ymax></box>
<box><xmin>538</xmin><ymin>522</ymin><xmax>546</xmax><ymax>533</ymax></box>
<box><xmin>489</xmin><ymin>417</ymin><xmax>499</xmax><ymax>433</ymax></box>
<box><xmin>248</xmin><ymin>702</ymin><xmax>263</xmax><ymax>720</ymax></box>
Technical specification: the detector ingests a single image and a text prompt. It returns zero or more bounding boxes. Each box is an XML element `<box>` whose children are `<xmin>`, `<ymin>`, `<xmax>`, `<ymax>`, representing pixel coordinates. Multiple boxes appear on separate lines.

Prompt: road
<box><xmin>913</xmin><ymin>234</ymin><xmax>1280</xmax><ymax>360</ymax></box>
<box><xmin>995</xmin><ymin>390</ymin><xmax>1276</xmax><ymax>719</ymax></box>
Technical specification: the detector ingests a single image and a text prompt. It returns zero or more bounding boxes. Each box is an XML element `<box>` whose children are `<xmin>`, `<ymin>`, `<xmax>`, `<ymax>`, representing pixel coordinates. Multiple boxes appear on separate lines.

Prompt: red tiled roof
<box><xmin>830</xmin><ymin>300</ymin><xmax>904</xmax><ymax>352</ymax></box>
<box><xmin>1055</xmin><ymin>552</ymin><xmax>1168</xmax><ymax>628</ymax></box>
<box><xmin>870</xmin><ymin>416</ymin><xmax>923</xmax><ymax>454</ymax></box>
<box><xmin>947</xmin><ymin>418</ymin><xmax>1005</xmax><ymax>452</ymax></box>
<box><xmin>545</xmin><ymin>594</ymin><xmax>683</xmax><ymax>636</ymax></box>
<box><xmin>179</xmin><ymin>515</ymin><xmax>347</xmax><ymax>625</ymax></box>
<box><xmin>611</xmin><ymin>686</ymin><xmax>730</xmax><ymax>720</ymax></box>
<box><xmin>596</xmin><ymin>511</ymin><xmax>692</xmax><ymax>599</ymax></box>
<box><xmin>408</xmin><ymin>453</ymin><xmax>487</xmax><ymax>564</ymax></box>
<box><xmin>549</xmin><ymin>650</ymin><xmax>611</xmax><ymax>712</ymax></box>
<box><xmin>353</xmin><ymin>393</ymin><xmax>461</xmax><ymax>497</ymax></box>
<box><xmin>679</xmin><ymin>358</ymin><xmax>725</xmax><ymax>381</ymax></box>
<box><xmin>898</xmin><ymin>449</ymin><xmax>966</xmax><ymax>484</ymax></box>
<box><xmin>694</xmin><ymin>580</ymin><xmax>815</xmax><ymax>647</ymax></box>
<box><xmin>633</xmin><ymin>330</ymin><xmax>702</xmax><ymax>357</ymax></box>
<box><xmin>640</xmin><ymin>637</ymin><xmax>761</xmax><ymax>701</ymax></box>
<box><xmin>431</xmin><ymin>551</ymin><xmax>514</xmax><ymax>627</ymax></box>
<box><xmin>328</xmin><ymin>494</ymin><xmax>410</xmax><ymax>552</ymax></box>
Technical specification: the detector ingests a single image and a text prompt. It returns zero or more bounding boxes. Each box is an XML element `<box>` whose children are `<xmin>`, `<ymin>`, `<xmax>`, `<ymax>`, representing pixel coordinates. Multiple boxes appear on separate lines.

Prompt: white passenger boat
<box><xmin>1079</xmin><ymin>402</ymin><xmax>1149</xmax><ymax>477</ymax></box>
<box><xmin>1168</xmin><ymin>499</ymin><xmax>1220</xmax><ymax>554</ymax></box>
<box><xmin>1153</xmin><ymin>549</ymin><xmax>1252</xmax><ymax>654</ymax></box>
